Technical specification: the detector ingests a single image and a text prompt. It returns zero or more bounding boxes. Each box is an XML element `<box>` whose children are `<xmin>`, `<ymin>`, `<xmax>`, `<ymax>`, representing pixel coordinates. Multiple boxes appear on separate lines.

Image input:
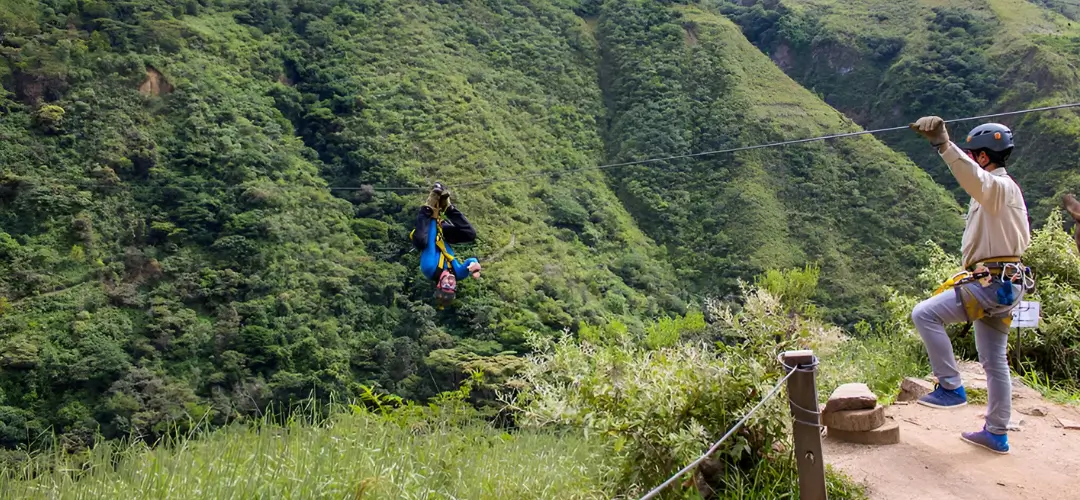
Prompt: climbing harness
<box><xmin>932</xmin><ymin>270</ymin><xmax>990</xmax><ymax>297</ymax></box>
<box><xmin>931</xmin><ymin>258</ymin><xmax>1035</xmax><ymax>328</ymax></box>
<box><xmin>432</xmin><ymin>216</ymin><xmax>465</xmax><ymax>273</ymax></box>
<box><xmin>409</xmin><ymin>211</ymin><xmax>465</xmax><ymax>273</ymax></box>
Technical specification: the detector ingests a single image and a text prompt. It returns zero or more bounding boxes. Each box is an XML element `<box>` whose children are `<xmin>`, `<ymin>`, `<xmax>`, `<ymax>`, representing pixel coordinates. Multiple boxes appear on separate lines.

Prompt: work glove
<box><xmin>910</xmin><ymin>116</ymin><xmax>950</xmax><ymax>147</ymax></box>
<box><xmin>425</xmin><ymin>191</ymin><xmax>442</xmax><ymax>211</ymax></box>
<box><xmin>434</xmin><ymin>182</ymin><xmax>451</xmax><ymax>211</ymax></box>
<box><xmin>426</xmin><ymin>182</ymin><xmax>451</xmax><ymax>211</ymax></box>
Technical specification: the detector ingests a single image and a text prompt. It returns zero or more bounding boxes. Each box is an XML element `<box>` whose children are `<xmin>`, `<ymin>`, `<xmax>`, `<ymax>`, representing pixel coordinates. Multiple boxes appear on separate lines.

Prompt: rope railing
<box><xmin>636</xmin><ymin>351</ymin><xmax>822</xmax><ymax>500</ymax></box>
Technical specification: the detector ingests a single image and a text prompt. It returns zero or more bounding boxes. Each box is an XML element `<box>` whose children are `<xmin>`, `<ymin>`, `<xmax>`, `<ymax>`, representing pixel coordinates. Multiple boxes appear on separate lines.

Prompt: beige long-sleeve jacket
<box><xmin>939</xmin><ymin>142</ymin><xmax>1031</xmax><ymax>269</ymax></box>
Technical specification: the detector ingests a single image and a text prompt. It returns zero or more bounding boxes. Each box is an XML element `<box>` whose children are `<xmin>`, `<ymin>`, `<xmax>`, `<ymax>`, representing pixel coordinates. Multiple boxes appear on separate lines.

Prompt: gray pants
<box><xmin>911</xmin><ymin>279</ymin><xmax>1022</xmax><ymax>434</ymax></box>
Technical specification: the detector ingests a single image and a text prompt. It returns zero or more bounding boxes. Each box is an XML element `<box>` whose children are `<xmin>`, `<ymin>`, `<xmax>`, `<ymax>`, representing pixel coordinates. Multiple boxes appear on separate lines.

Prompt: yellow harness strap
<box><xmin>431</xmin><ymin>214</ymin><xmax>462</xmax><ymax>272</ymax></box>
<box><xmin>409</xmin><ymin>210</ymin><xmax>464</xmax><ymax>274</ymax></box>
<box><xmin>932</xmin><ymin>271</ymin><xmax>972</xmax><ymax>297</ymax></box>
<box><xmin>932</xmin><ymin>271</ymin><xmax>1014</xmax><ymax>328</ymax></box>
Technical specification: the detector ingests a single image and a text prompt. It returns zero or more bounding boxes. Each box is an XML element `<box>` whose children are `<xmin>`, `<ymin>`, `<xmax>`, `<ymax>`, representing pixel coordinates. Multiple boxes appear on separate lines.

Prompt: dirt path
<box><xmin>823</xmin><ymin>362</ymin><xmax>1080</xmax><ymax>500</ymax></box>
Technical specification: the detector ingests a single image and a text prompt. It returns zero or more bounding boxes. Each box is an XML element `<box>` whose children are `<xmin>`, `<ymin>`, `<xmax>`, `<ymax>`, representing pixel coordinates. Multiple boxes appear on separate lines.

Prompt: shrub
<box><xmin>507</xmin><ymin>277</ymin><xmax>853</xmax><ymax>498</ymax></box>
<box><xmin>753</xmin><ymin>263</ymin><xmax>822</xmax><ymax>318</ymax></box>
<box><xmin>33</xmin><ymin>104</ymin><xmax>65</xmax><ymax>133</ymax></box>
<box><xmin>508</xmin><ymin>328</ymin><xmax>787</xmax><ymax>497</ymax></box>
<box><xmin>1013</xmin><ymin>211</ymin><xmax>1080</xmax><ymax>387</ymax></box>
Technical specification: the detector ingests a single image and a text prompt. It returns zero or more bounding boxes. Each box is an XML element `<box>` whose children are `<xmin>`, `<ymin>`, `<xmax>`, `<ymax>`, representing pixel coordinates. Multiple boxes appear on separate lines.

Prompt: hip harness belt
<box><xmin>932</xmin><ymin>258</ymin><xmax>1035</xmax><ymax>328</ymax></box>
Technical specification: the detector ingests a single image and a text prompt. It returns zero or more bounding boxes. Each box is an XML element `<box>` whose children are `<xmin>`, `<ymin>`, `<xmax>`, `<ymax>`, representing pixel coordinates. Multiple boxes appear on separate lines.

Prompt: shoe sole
<box><xmin>917</xmin><ymin>400</ymin><xmax>968</xmax><ymax>409</ymax></box>
<box><xmin>960</xmin><ymin>435</ymin><xmax>1009</xmax><ymax>454</ymax></box>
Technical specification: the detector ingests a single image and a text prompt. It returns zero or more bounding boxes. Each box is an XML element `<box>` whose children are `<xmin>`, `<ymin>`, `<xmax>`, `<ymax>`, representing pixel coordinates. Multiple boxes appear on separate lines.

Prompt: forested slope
<box><xmin>595</xmin><ymin>0</ymin><xmax>963</xmax><ymax>325</ymax></box>
<box><xmin>720</xmin><ymin>0</ymin><xmax>1080</xmax><ymax>223</ymax></box>
<box><xmin>0</xmin><ymin>0</ymin><xmax>967</xmax><ymax>449</ymax></box>
<box><xmin>0</xmin><ymin>0</ymin><xmax>685</xmax><ymax>447</ymax></box>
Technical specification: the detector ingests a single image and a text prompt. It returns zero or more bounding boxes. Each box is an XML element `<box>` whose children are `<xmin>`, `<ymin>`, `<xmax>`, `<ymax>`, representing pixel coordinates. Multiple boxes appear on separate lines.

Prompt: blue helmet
<box><xmin>962</xmin><ymin>123</ymin><xmax>1014</xmax><ymax>153</ymax></box>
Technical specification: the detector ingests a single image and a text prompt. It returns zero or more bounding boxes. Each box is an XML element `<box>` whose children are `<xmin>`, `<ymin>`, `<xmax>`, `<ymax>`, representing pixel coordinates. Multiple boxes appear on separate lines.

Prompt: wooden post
<box><xmin>782</xmin><ymin>349</ymin><xmax>827</xmax><ymax>500</ymax></box>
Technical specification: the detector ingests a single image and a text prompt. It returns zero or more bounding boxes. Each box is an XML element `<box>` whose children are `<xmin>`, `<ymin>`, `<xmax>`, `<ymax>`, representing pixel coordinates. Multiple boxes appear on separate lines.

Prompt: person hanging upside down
<box><xmin>410</xmin><ymin>182</ymin><xmax>481</xmax><ymax>306</ymax></box>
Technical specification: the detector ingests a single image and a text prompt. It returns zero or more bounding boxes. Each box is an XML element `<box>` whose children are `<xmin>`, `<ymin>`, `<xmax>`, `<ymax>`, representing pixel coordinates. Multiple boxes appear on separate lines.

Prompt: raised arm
<box><xmin>452</xmin><ymin>257</ymin><xmax>481</xmax><ymax>280</ymax></box>
<box><xmin>911</xmin><ymin>116</ymin><xmax>1010</xmax><ymax>212</ymax></box>
<box><xmin>939</xmin><ymin>142</ymin><xmax>1007</xmax><ymax>212</ymax></box>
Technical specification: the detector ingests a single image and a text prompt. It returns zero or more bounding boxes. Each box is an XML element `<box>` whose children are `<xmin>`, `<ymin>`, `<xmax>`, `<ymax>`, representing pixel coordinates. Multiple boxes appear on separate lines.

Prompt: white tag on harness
<box><xmin>1010</xmin><ymin>301</ymin><xmax>1040</xmax><ymax>328</ymax></box>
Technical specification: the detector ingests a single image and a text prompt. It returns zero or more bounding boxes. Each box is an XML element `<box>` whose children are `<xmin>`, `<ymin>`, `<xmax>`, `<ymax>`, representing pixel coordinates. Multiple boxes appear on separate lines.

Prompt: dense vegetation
<box><xmin>594</xmin><ymin>1</ymin><xmax>962</xmax><ymax>326</ymax></box>
<box><xmin>1</xmin><ymin>0</ymin><xmax>692</xmax><ymax>450</ymax></box>
<box><xmin>5</xmin><ymin>181</ymin><xmax>1080</xmax><ymax>498</ymax></box>
<box><xmin>719</xmin><ymin>0</ymin><xmax>1080</xmax><ymax>224</ymax></box>
<box><xmin>3</xmin><ymin>3</ymin><xmax>1079</xmax><ymax>498</ymax></box>
<box><xmin>0</xmin><ymin>268</ymin><xmax>885</xmax><ymax>500</ymax></box>
<box><xmin>0</xmin><ymin>0</ymin><xmax>972</xmax><ymax>452</ymax></box>
<box><xmin>7</xmin><ymin>211</ymin><xmax>1077</xmax><ymax>498</ymax></box>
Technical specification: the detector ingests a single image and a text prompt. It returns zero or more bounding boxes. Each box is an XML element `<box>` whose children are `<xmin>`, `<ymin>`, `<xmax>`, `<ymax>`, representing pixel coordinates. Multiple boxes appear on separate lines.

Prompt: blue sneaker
<box><xmin>961</xmin><ymin>425</ymin><xmax>1009</xmax><ymax>454</ymax></box>
<box><xmin>917</xmin><ymin>384</ymin><xmax>968</xmax><ymax>408</ymax></box>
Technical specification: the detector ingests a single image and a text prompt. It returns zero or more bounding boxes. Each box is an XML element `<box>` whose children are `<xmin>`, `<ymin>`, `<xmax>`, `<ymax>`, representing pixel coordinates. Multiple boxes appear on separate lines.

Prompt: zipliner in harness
<box><xmin>431</xmin><ymin>214</ymin><xmax>462</xmax><ymax>301</ymax></box>
<box><xmin>410</xmin><ymin>208</ymin><xmax>473</xmax><ymax>307</ymax></box>
<box><xmin>410</xmin><ymin>212</ymin><xmax>466</xmax><ymax>273</ymax></box>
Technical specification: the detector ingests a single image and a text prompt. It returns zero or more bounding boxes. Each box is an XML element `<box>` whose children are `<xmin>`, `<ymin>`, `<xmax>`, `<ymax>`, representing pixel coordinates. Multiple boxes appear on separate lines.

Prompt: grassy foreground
<box><xmin>0</xmin><ymin>329</ymin><xmax>903</xmax><ymax>500</ymax></box>
<box><xmin>0</xmin><ymin>404</ymin><xmax>615</xmax><ymax>500</ymax></box>
<box><xmin>21</xmin><ymin>217</ymin><xmax>1080</xmax><ymax>499</ymax></box>
<box><xmin>0</xmin><ymin>405</ymin><xmax>872</xmax><ymax>500</ymax></box>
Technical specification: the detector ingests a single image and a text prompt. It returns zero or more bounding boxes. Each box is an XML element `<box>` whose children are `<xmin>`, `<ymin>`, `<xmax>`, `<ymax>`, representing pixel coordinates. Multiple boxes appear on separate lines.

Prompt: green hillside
<box><xmin>595</xmin><ymin>0</ymin><xmax>963</xmax><ymax>325</ymax></box>
<box><xmin>720</xmin><ymin>0</ymin><xmax>1080</xmax><ymax>223</ymax></box>
<box><xmin>0</xmin><ymin>0</ymin><xmax>968</xmax><ymax>450</ymax></box>
<box><xmin>0</xmin><ymin>0</ymin><xmax>687</xmax><ymax>448</ymax></box>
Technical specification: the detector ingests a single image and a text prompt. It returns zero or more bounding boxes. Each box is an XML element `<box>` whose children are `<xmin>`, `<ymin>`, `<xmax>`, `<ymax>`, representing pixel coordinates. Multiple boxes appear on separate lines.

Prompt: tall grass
<box><xmin>0</xmin><ymin>402</ymin><xmax>871</xmax><ymax>500</ymax></box>
<box><xmin>700</xmin><ymin>458</ymin><xmax>867</xmax><ymax>500</ymax></box>
<box><xmin>817</xmin><ymin>330</ymin><xmax>930</xmax><ymax>406</ymax></box>
<box><xmin>1018</xmin><ymin>367</ymin><xmax>1080</xmax><ymax>406</ymax></box>
<box><xmin>0</xmin><ymin>402</ymin><xmax>615</xmax><ymax>500</ymax></box>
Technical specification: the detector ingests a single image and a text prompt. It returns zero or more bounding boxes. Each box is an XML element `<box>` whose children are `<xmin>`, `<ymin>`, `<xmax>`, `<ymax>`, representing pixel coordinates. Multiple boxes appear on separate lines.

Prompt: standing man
<box><xmin>908</xmin><ymin>117</ymin><xmax>1031</xmax><ymax>454</ymax></box>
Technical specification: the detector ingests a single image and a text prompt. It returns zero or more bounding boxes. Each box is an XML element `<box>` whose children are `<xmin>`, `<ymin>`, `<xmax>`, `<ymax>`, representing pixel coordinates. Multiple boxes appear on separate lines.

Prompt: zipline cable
<box><xmin>28</xmin><ymin>102</ymin><xmax>1080</xmax><ymax>193</ymax></box>
<box><xmin>335</xmin><ymin>101</ymin><xmax>1080</xmax><ymax>192</ymax></box>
